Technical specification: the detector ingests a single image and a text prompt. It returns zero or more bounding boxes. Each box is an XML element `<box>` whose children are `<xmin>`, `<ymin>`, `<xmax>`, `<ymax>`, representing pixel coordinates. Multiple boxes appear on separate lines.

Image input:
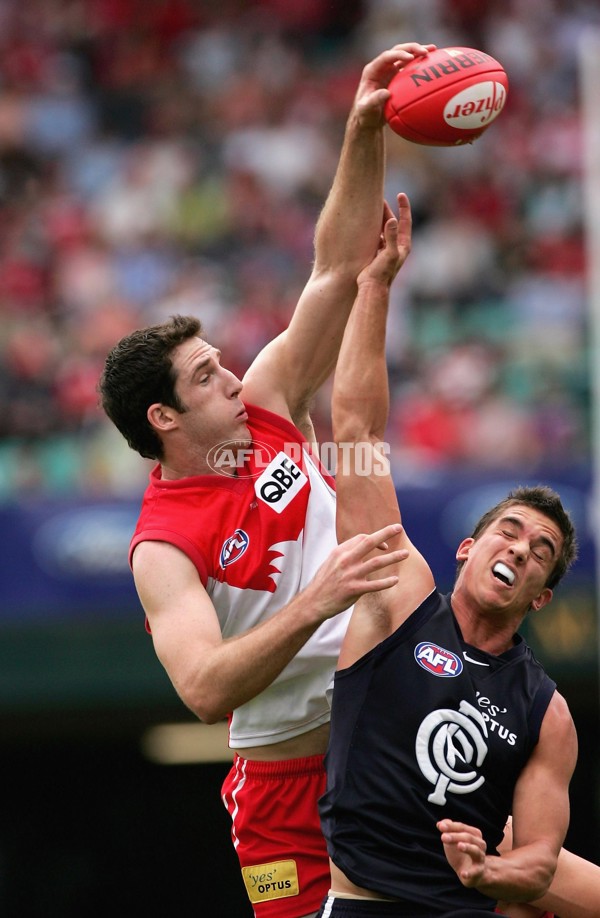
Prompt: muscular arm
<box><xmin>332</xmin><ymin>195</ymin><xmax>435</xmax><ymax>665</ymax></box>
<box><xmin>132</xmin><ymin>526</ymin><xmax>405</xmax><ymax>723</ymax></box>
<box><xmin>439</xmin><ymin>691</ymin><xmax>578</xmax><ymax>903</ymax></box>
<box><xmin>242</xmin><ymin>43</ymin><xmax>435</xmax><ymax>427</ymax></box>
<box><xmin>528</xmin><ymin>847</ymin><xmax>600</xmax><ymax>918</ymax></box>
<box><xmin>498</xmin><ymin>846</ymin><xmax>600</xmax><ymax>918</ymax></box>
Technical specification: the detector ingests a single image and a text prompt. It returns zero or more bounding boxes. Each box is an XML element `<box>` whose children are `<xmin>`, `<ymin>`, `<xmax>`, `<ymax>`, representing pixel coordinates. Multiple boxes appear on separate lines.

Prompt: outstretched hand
<box><xmin>354</xmin><ymin>43</ymin><xmax>436</xmax><ymax>128</ymax></box>
<box><xmin>357</xmin><ymin>193</ymin><xmax>412</xmax><ymax>288</ymax></box>
<box><xmin>307</xmin><ymin>522</ymin><xmax>408</xmax><ymax>621</ymax></box>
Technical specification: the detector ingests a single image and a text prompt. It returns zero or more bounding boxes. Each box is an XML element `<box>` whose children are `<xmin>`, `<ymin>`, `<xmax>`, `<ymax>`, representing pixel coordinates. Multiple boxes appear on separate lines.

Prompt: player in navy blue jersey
<box><xmin>317</xmin><ymin>195</ymin><xmax>600</xmax><ymax>917</ymax></box>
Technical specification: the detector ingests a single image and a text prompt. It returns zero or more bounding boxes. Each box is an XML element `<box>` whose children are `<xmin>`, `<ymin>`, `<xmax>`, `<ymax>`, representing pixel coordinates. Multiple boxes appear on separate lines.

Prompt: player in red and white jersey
<box><xmin>129</xmin><ymin>403</ymin><xmax>347</xmax><ymax>751</ymax></box>
<box><xmin>100</xmin><ymin>42</ymin><xmax>434</xmax><ymax>918</ymax></box>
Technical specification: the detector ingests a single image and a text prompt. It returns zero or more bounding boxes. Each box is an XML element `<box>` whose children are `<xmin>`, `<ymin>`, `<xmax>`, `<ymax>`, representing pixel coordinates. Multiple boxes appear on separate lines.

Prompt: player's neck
<box><xmin>451</xmin><ymin>594</ymin><xmax>519</xmax><ymax>656</ymax></box>
<box><xmin>159</xmin><ymin>452</ymin><xmax>216</xmax><ymax>479</ymax></box>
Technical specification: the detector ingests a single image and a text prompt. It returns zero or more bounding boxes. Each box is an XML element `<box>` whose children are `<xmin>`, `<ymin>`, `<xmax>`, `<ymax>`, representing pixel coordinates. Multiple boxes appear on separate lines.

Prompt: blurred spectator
<box><xmin>0</xmin><ymin>0</ymin><xmax>594</xmax><ymax>499</ymax></box>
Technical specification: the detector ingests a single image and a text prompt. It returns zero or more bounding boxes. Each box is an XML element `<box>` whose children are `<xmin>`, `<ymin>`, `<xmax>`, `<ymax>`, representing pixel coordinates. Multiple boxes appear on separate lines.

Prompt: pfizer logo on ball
<box><xmin>444</xmin><ymin>82</ymin><xmax>507</xmax><ymax>131</ymax></box>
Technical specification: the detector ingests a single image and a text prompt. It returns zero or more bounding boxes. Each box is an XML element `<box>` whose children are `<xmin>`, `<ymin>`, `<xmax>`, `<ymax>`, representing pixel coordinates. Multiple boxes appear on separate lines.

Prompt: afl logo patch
<box><xmin>414</xmin><ymin>642</ymin><xmax>463</xmax><ymax>678</ymax></box>
<box><xmin>220</xmin><ymin>529</ymin><xmax>250</xmax><ymax>568</ymax></box>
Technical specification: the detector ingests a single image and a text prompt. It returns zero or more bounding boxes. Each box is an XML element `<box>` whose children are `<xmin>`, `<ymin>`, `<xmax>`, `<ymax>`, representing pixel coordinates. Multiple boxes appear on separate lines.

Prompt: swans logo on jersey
<box><xmin>220</xmin><ymin>529</ymin><xmax>250</xmax><ymax>568</ymax></box>
<box><xmin>254</xmin><ymin>452</ymin><xmax>308</xmax><ymax>514</ymax></box>
<box><xmin>416</xmin><ymin>699</ymin><xmax>488</xmax><ymax>805</ymax></box>
<box><xmin>414</xmin><ymin>642</ymin><xmax>463</xmax><ymax>677</ymax></box>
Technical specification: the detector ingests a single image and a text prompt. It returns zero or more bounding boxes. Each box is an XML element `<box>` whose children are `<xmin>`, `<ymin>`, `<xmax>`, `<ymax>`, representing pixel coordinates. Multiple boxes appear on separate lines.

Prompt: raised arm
<box><xmin>242</xmin><ymin>43</ymin><xmax>435</xmax><ymax>427</ymax></box>
<box><xmin>332</xmin><ymin>194</ymin><xmax>435</xmax><ymax>666</ymax></box>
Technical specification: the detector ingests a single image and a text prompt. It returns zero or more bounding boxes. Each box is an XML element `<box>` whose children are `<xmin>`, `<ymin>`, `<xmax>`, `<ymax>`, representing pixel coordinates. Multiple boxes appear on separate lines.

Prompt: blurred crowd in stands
<box><xmin>0</xmin><ymin>0</ymin><xmax>597</xmax><ymax>498</ymax></box>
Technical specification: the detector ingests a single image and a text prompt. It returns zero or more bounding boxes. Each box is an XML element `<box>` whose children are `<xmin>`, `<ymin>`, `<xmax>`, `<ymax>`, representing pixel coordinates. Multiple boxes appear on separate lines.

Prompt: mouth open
<box><xmin>493</xmin><ymin>562</ymin><xmax>515</xmax><ymax>586</ymax></box>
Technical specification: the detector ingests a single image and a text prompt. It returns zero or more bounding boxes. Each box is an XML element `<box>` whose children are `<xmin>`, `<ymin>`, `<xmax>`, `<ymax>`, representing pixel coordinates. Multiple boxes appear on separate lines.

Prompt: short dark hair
<box><xmin>456</xmin><ymin>484</ymin><xmax>578</xmax><ymax>590</ymax></box>
<box><xmin>98</xmin><ymin>315</ymin><xmax>203</xmax><ymax>460</ymax></box>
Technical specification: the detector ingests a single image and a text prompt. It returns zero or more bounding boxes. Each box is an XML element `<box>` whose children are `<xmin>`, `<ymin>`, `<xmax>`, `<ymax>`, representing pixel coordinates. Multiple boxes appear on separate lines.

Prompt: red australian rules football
<box><xmin>384</xmin><ymin>46</ymin><xmax>509</xmax><ymax>146</ymax></box>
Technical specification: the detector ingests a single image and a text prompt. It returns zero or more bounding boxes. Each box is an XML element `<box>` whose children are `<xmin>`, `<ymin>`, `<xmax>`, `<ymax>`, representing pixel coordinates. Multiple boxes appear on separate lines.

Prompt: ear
<box><xmin>147</xmin><ymin>403</ymin><xmax>178</xmax><ymax>433</ymax></box>
<box><xmin>530</xmin><ymin>587</ymin><xmax>553</xmax><ymax>613</ymax></box>
<box><xmin>456</xmin><ymin>537</ymin><xmax>475</xmax><ymax>562</ymax></box>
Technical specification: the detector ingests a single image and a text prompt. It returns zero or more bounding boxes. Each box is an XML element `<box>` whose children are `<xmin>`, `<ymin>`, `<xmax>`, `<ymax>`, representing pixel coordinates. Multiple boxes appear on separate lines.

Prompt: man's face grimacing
<box><xmin>454</xmin><ymin>505</ymin><xmax>564</xmax><ymax>617</ymax></box>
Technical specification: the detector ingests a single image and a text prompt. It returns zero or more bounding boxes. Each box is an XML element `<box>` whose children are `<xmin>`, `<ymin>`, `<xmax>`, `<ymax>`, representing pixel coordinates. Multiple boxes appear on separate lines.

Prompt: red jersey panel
<box><xmin>129</xmin><ymin>404</ymin><xmax>350</xmax><ymax>748</ymax></box>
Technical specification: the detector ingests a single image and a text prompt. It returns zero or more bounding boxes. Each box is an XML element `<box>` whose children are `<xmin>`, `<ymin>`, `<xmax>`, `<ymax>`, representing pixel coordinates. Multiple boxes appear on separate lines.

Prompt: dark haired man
<box><xmin>317</xmin><ymin>198</ymin><xmax>583</xmax><ymax>917</ymax></box>
<box><xmin>99</xmin><ymin>43</ymin><xmax>433</xmax><ymax>918</ymax></box>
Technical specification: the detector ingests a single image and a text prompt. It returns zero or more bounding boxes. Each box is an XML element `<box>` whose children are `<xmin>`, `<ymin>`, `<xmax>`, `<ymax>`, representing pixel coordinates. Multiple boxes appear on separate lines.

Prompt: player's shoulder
<box><xmin>546</xmin><ymin>689</ymin><xmax>573</xmax><ymax>720</ymax></box>
<box><xmin>541</xmin><ymin>690</ymin><xmax>577</xmax><ymax>753</ymax></box>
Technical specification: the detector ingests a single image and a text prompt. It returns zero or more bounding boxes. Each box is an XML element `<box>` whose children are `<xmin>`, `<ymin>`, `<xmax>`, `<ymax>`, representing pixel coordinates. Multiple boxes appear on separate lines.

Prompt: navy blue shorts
<box><xmin>317</xmin><ymin>897</ymin><xmax>505</xmax><ymax>918</ymax></box>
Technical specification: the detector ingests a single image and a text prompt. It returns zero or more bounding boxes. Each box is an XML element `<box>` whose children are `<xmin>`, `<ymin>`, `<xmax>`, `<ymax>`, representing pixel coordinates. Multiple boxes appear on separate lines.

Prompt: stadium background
<box><xmin>0</xmin><ymin>0</ymin><xmax>598</xmax><ymax>914</ymax></box>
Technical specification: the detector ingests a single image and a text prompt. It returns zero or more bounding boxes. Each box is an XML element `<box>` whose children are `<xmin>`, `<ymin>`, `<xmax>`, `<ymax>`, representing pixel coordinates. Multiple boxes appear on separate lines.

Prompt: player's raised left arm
<box><xmin>242</xmin><ymin>43</ymin><xmax>435</xmax><ymax>426</ymax></box>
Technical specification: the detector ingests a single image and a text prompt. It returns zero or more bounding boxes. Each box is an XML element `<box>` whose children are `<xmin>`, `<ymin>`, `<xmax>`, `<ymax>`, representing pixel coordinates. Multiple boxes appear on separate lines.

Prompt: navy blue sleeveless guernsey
<box><xmin>319</xmin><ymin>590</ymin><xmax>556</xmax><ymax>913</ymax></box>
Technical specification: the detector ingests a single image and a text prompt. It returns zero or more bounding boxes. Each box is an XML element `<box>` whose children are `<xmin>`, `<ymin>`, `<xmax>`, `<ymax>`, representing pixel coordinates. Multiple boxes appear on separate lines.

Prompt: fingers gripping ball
<box><xmin>384</xmin><ymin>47</ymin><xmax>508</xmax><ymax>146</ymax></box>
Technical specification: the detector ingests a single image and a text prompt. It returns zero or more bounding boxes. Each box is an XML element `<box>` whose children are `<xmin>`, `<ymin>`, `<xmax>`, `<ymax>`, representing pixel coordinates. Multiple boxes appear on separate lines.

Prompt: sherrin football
<box><xmin>384</xmin><ymin>47</ymin><xmax>509</xmax><ymax>146</ymax></box>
